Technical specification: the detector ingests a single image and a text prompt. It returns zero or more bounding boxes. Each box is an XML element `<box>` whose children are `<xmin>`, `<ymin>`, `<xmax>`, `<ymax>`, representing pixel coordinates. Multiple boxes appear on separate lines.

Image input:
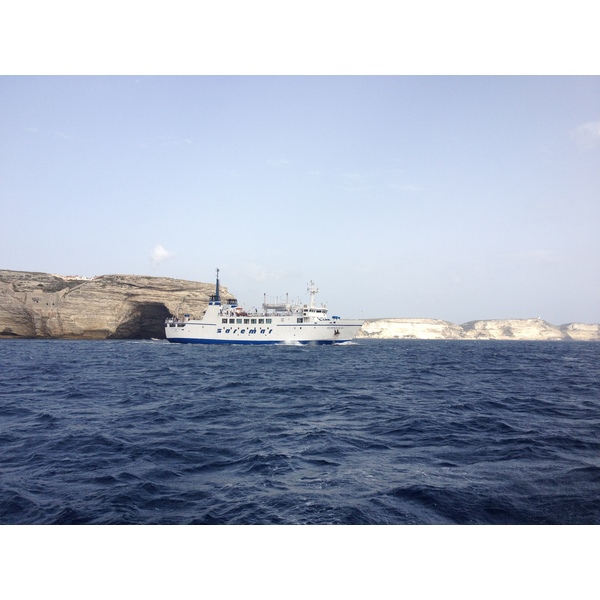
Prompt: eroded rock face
<box><xmin>0</xmin><ymin>270</ymin><xmax>228</xmax><ymax>339</ymax></box>
<box><xmin>560</xmin><ymin>322</ymin><xmax>600</xmax><ymax>341</ymax></box>
<box><xmin>357</xmin><ymin>318</ymin><xmax>466</xmax><ymax>340</ymax></box>
<box><xmin>357</xmin><ymin>317</ymin><xmax>599</xmax><ymax>341</ymax></box>
<box><xmin>460</xmin><ymin>318</ymin><xmax>564</xmax><ymax>340</ymax></box>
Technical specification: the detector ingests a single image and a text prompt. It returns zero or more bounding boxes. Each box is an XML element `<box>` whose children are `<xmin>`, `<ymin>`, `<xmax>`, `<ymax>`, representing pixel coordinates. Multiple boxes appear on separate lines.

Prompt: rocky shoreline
<box><xmin>1</xmin><ymin>270</ymin><xmax>598</xmax><ymax>341</ymax></box>
<box><xmin>0</xmin><ymin>269</ymin><xmax>231</xmax><ymax>339</ymax></box>
<box><xmin>357</xmin><ymin>318</ymin><xmax>599</xmax><ymax>341</ymax></box>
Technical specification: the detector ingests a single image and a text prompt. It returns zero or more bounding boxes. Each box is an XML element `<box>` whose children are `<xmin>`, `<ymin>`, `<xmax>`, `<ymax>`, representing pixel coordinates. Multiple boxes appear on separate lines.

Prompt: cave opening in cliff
<box><xmin>109</xmin><ymin>302</ymin><xmax>171</xmax><ymax>339</ymax></box>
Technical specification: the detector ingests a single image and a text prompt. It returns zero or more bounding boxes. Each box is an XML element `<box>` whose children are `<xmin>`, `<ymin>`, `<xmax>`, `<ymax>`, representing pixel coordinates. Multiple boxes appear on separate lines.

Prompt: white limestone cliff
<box><xmin>358</xmin><ymin>318</ymin><xmax>466</xmax><ymax>340</ymax></box>
<box><xmin>560</xmin><ymin>322</ymin><xmax>600</xmax><ymax>341</ymax></box>
<box><xmin>461</xmin><ymin>318</ymin><xmax>564</xmax><ymax>340</ymax></box>
<box><xmin>357</xmin><ymin>318</ymin><xmax>599</xmax><ymax>341</ymax></box>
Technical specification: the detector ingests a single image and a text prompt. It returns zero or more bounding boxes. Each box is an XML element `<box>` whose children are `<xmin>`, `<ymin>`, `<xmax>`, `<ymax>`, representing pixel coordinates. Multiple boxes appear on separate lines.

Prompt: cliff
<box><xmin>0</xmin><ymin>270</ymin><xmax>230</xmax><ymax>339</ymax></box>
<box><xmin>1</xmin><ymin>270</ymin><xmax>598</xmax><ymax>341</ymax></box>
<box><xmin>357</xmin><ymin>318</ymin><xmax>600</xmax><ymax>341</ymax></box>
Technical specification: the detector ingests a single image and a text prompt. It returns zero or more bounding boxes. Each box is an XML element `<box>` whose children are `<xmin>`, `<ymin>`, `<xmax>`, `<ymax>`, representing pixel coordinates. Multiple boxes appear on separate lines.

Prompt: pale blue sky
<box><xmin>1</xmin><ymin>76</ymin><xmax>599</xmax><ymax>324</ymax></box>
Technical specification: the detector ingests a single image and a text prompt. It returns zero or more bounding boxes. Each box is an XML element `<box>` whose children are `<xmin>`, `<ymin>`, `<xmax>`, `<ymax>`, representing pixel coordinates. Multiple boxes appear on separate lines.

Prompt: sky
<box><xmin>1</xmin><ymin>76</ymin><xmax>599</xmax><ymax>324</ymax></box>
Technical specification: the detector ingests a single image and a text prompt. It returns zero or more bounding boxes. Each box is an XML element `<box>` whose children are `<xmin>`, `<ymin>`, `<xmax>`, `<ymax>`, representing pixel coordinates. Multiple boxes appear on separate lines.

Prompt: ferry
<box><xmin>165</xmin><ymin>270</ymin><xmax>364</xmax><ymax>344</ymax></box>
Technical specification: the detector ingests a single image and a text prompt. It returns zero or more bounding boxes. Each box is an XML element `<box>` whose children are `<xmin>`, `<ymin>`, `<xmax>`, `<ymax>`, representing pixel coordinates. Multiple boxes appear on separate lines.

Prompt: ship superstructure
<box><xmin>165</xmin><ymin>269</ymin><xmax>363</xmax><ymax>344</ymax></box>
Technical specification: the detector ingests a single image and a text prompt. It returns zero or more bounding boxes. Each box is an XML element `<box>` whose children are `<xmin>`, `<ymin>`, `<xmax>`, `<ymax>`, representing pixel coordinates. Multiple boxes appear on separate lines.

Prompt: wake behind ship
<box><xmin>165</xmin><ymin>270</ymin><xmax>364</xmax><ymax>344</ymax></box>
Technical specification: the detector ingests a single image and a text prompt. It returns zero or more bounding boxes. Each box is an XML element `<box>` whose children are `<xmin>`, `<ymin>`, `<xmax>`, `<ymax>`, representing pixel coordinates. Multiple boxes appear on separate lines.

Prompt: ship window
<box><xmin>236</xmin><ymin>318</ymin><xmax>242</xmax><ymax>324</ymax></box>
<box><xmin>258</xmin><ymin>319</ymin><xmax>264</xmax><ymax>324</ymax></box>
<box><xmin>244</xmin><ymin>319</ymin><xmax>249</xmax><ymax>324</ymax></box>
<box><xmin>297</xmin><ymin>318</ymin><xmax>303</xmax><ymax>323</ymax></box>
<box><xmin>266</xmin><ymin>318</ymin><xmax>272</xmax><ymax>324</ymax></box>
<box><xmin>222</xmin><ymin>318</ymin><xmax>227</xmax><ymax>323</ymax></box>
<box><xmin>229</xmin><ymin>319</ymin><xmax>235</xmax><ymax>324</ymax></box>
<box><xmin>251</xmin><ymin>319</ymin><xmax>257</xmax><ymax>324</ymax></box>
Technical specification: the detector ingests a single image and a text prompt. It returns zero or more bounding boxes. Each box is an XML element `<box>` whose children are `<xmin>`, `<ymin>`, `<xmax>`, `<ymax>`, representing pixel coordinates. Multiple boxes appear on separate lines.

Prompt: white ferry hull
<box><xmin>165</xmin><ymin>271</ymin><xmax>364</xmax><ymax>345</ymax></box>
<box><xmin>165</xmin><ymin>320</ymin><xmax>363</xmax><ymax>344</ymax></box>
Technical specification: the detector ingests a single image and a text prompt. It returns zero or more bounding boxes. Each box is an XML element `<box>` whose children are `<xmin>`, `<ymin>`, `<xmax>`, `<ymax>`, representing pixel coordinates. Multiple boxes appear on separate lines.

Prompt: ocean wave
<box><xmin>1</xmin><ymin>339</ymin><xmax>598</xmax><ymax>524</ymax></box>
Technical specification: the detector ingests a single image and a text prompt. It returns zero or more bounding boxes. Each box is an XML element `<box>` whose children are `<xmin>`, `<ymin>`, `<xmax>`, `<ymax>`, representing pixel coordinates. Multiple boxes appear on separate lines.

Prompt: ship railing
<box><xmin>165</xmin><ymin>315</ymin><xmax>190</xmax><ymax>324</ymax></box>
<box><xmin>218</xmin><ymin>309</ymin><xmax>298</xmax><ymax>317</ymax></box>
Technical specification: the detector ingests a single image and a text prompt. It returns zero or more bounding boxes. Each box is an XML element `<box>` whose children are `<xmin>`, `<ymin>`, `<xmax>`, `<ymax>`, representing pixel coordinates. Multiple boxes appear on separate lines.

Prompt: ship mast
<box><xmin>209</xmin><ymin>268</ymin><xmax>221</xmax><ymax>305</ymax></box>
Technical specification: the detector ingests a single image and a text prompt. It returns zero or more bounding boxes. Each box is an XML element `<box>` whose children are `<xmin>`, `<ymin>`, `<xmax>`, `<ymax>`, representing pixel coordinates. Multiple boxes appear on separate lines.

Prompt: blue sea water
<box><xmin>1</xmin><ymin>339</ymin><xmax>598</xmax><ymax>525</ymax></box>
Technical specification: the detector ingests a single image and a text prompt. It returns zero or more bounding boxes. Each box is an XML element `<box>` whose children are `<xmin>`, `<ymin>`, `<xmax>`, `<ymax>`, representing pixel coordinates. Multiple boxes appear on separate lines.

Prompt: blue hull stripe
<box><xmin>166</xmin><ymin>338</ymin><xmax>339</xmax><ymax>345</ymax></box>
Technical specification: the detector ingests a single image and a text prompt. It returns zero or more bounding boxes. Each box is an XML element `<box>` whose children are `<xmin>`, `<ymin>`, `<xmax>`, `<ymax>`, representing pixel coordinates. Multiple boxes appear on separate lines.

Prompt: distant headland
<box><xmin>1</xmin><ymin>270</ymin><xmax>598</xmax><ymax>341</ymax></box>
<box><xmin>0</xmin><ymin>269</ymin><xmax>231</xmax><ymax>339</ymax></box>
<box><xmin>357</xmin><ymin>318</ymin><xmax>599</xmax><ymax>341</ymax></box>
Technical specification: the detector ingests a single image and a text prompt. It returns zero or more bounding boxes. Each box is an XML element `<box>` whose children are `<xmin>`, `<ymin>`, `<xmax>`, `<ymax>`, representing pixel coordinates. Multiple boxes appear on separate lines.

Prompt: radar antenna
<box><xmin>307</xmin><ymin>280</ymin><xmax>319</xmax><ymax>308</ymax></box>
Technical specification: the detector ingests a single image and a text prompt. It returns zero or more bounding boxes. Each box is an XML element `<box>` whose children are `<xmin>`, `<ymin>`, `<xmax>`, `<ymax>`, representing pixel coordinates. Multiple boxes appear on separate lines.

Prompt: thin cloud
<box><xmin>570</xmin><ymin>120</ymin><xmax>600</xmax><ymax>149</ymax></box>
<box><xmin>387</xmin><ymin>183</ymin><xmax>423</xmax><ymax>192</ymax></box>
<box><xmin>340</xmin><ymin>172</ymin><xmax>364</xmax><ymax>181</ymax></box>
<box><xmin>499</xmin><ymin>249</ymin><xmax>557</xmax><ymax>264</ymax></box>
<box><xmin>158</xmin><ymin>135</ymin><xmax>193</xmax><ymax>147</ymax></box>
<box><xmin>245</xmin><ymin>262</ymin><xmax>280</xmax><ymax>282</ymax></box>
<box><xmin>266</xmin><ymin>158</ymin><xmax>290</xmax><ymax>166</ymax></box>
<box><xmin>151</xmin><ymin>244</ymin><xmax>175</xmax><ymax>265</ymax></box>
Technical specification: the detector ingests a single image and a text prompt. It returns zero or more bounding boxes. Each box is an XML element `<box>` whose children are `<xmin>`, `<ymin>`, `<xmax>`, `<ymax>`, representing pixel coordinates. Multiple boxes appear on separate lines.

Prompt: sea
<box><xmin>1</xmin><ymin>338</ymin><xmax>599</xmax><ymax>526</ymax></box>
